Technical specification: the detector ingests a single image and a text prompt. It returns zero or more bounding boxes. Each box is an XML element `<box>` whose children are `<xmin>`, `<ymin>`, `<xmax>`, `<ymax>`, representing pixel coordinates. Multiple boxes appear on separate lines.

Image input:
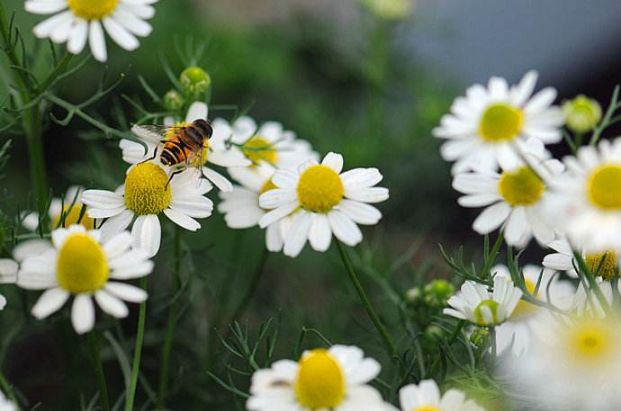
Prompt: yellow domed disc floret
<box><xmin>413</xmin><ymin>406</ymin><xmax>442</xmax><ymax>411</ymax></box>
<box><xmin>124</xmin><ymin>163</ymin><xmax>172</xmax><ymax>215</ymax></box>
<box><xmin>479</xmin><ymin>103</ymin><xmax>524</xmax><ymax>142</ymax></box>
<box><xmin>52</xmin><ymin>203</ymin><xmax>95</xmax><ymax>230</ymax></box>
<box><xmin>68</xmin><ymin>0</ymin><xmax>119</xmax><ymax>20</ymax></box>
<box><xmin>297</xmin><ymin>165</ymin><xmax>344</xmax><ymax>213</ymax></box>
<box><xmin>242</xmin><ymin>136</ymin><xmax>278</xmax><ymax>165</ymax></box>
<box><xmin>56</xmin><ymin>233</ymin><xmax>109</xmax><ymax>294</ymax></box>
<box><xmin>498</xmin><ymin>166</ymin><xmax>545</xmax><ymax>206</ymax></box>
<box><xmin>568</xmin><ymin>320</ymin><xmax>613</xmax><ymax>362</ymax></box>
<box><xmin>511</xmin><ymin>278</ymin><xmax>538</xmax><ymax>319</ymax></box>
<box><xmin>294</xmin><ymin>349</ymin><xmax>346</xmax><ymax>409</ymax></box>
<box><xmin>259</xmin><ymin>178</ymin><xmax>278</xmax><ymax>195</ymax></box>
<box><xmin>585</xmin><ymin>250</ymin><xmax>619</xmax><ymax>281</ymax></box>
<box><xmin>587</xmin><ymin>164</ymin><xmax>621</xmax><ymax>210</ymax></box>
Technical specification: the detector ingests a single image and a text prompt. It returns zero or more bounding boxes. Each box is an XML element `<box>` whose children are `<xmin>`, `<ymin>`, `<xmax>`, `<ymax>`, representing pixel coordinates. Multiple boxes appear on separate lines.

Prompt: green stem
<box><xmin>573</xmin><ymin>251</ymin><xmax>611</xmax><ymax>314</ymax></box>
<box><xmin>88</xmin><ymin>331</ymin><xmax>110</xmax><ymax>411</ymax></box>
<box><xmin>335</xmin><ymin>240</ymin><xmax>398</xmax><ymax>360</ymax></box>
<box><xmin>157</xmin><ymin>228</ymin><xmax>182</xmax><ymax>408</ymax></box>
<box><xmin>230</xmin><ymin>248</ymin><xmax>269</xmax><ymax>321</ymax></box>
<box><xmin>0</xmin><ymin>371</ymin><xmax>18</xmax><ymax>409</ymax></box>
<box><xmin>126</xmin><ymin>277</ymin><xmax>148</xmax><ymax>411</ymax></box>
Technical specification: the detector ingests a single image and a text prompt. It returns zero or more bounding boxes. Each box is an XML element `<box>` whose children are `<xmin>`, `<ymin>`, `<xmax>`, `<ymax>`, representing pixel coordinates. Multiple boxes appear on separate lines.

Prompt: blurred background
<box><xmin>2</xmin><ymin>0</ymin><xmax>621</xmax><ymax>409</ymax></box>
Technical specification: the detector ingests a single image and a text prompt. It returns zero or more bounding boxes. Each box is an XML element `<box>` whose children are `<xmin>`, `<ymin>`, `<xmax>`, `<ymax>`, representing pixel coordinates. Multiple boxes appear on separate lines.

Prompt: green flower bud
<box><xmin>361</xmin><ymin>0</ymin><xmax>413</xmax><ymax>21</ymax></box>
<box><xmin>405</xmin><ymin>287</ymin><xmax>421</xmax><ymax>303</ymax></box>
<box><xmin>563</xmin><ymin>95</ymin><xmax>602</xmax><ymax>133</ymax></box>
<box><xmin>180</xmin><ymin>66</ymin><xmax>211</xmax><ymax>97</ymax></box>
<box><xmin>163</xmin><ymin>90</ymin><xmax>184</xmax><ymax>111</ymax></box>
<box><xmin>423</xmin><ymin>279</ymin><xmax>454</xmax><ymax>306</ymax></box>
<box><xmin>469</xmin><ymin>327</ymin><xmax>490</xmax><ymax>349</ymax></box>
<box><xmin>423</xmin><ymin>324</ymin><xmax>444</xmax><ymax>342</ymax></box>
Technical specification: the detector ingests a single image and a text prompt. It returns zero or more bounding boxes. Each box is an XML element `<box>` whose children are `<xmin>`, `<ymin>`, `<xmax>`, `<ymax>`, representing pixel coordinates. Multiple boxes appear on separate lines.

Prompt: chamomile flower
<box><xmin>16</xmin><ymin>225</ymin><xmax>153</xmax><ymax>334</ymax></box>
<box><xmin>543</xmin><ymin>237</ymin><xmax>620</xmax><ymax>280</ymax></box>
<box><xmin>258</xmin><ymin>152</ymin><xmax>388</xmax><ymax>257</ymax></box>
<box><xmin>121</xmin><ymin>102</ymin><xmax>250</xmax><ymax>192</ymax></box>
<box><xmin>434</xmin><ymin>71</ymin><xmax>564</xmax><ymax>174</ymax></box>
<box><xmin>493</xmin><ymin>265</ymin><xmax>574</xmax><ymax>356</ymax></box>
<box><xmin>398</xmin><ymin>380</ymin><xmax>485</xmax><ymax>411</ymax></box>
<box><xmin>443</xmin><ymin>276</ymin><xmax>523</xmax><ymax>326</ymax></box>
<box><xmin>82</xmin><ymin>162</ymin><xmax>213</xmax><ymax>257</ymax></box>
<box><xmin>0</xmin><ymin>260</ymin><xmax>16</xmax><ymax>310</ymax></box>
<box><xmin>26</xmin><ymin>0</ymin><xmax>158</xmax><ymax>62</ymax></box>
<box><xmin>22</xmin><ymin>186</ymin><xmax>95</xmax><ymax>231</ymax></box>
<box><xmin>504</xmin><ymin>314</ymin><xmax>621</xmax><ymax>410</ymax></box>
<box><xmin>247</xmin><ymin>345</ymin><xmax>390</xmax><ymax>411</ymax></box>
<box><xmin>547</xmin><ymin>137</ymin><xmax>621</xmax><ymax>252</ymax></box>
<box><xmin>452</xmin><ymin>139</ymin><xmax>563</xmax><ymax>247</ymax></box>
<box><xmin>0</xmin><ymin>390</ymin><xmax>16</xmax><ymax>411</ymax></box>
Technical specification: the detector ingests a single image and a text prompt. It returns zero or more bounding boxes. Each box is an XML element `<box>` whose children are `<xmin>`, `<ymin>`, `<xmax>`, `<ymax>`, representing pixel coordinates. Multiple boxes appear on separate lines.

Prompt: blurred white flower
<box><xmin>398</xmin><ymin>379</ymin><xmax>484</xmax><ymax>411</ymax></box>
<box><xmin>0</xmin><ymin>389</ymin><xmax>17</xmax><ymax>411</ymax></box>
<box><xmin>543</xmin><ymin>237</ymin><xmax>619</xmax><ymax>281</ymax></box>
<box><xmin>247</xmin><ymin>345</ymin><xmax>390</xmax><ymax>411</ymax></box>
<box><xmin>17</xmin><ymin>225</ymin><xmax>153</xmax><ymax>334</ymax></box>
<box><xmin>452</xmin><ymin>139</ymin><xmax>563</xmax><ymax>246</ymax></box>
<box><xmin>258</xmin><ymin>152</ymin><xmax>388</xmax><ymax>257</ymax></box>
<box><xmin>82</xmin><ymin>162</ymin><xmax>213</xmax><ymax>257</ymax></box>
<box><xmin>123</xmin><ymin>102</ymin><xmax>250</xmax><ymax>192</ymax></box>
<box><xmin>444</xmin><ymin>276</ymin><xmax>522</xmax><ymax>326</ymax></box>
<box><xmin>22</xmin><ymin>186</ymin><xmax>95</xmax><ymax>232</ymax></box>
<box><xmin>25</xmin><ymin>0</ymin><xmax>158</xmax><ymax>62</ymax></box>
<box><xmin>503</xmin><ymin>314</ymin><xmax>621</xmax><ymax>410</ymax></box>
<box><xmin>434</xmin><ymin>71</ymin><xmax>563</xmax><ymax>174</ymax></box>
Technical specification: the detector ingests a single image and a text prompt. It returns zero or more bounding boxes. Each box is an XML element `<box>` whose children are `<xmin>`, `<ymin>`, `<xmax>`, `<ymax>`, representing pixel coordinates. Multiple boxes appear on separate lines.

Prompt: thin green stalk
<box><xmin>335</xmin><ymin>240</ymin><xmax>398</xmax><ymax>360</ymax></box>
<box><xmin>88</xmin><ymin>331</ymin><xmax>111</xmax><ymax>411</ymax></box>
<box><xmin>230</xmin><ymin>248</ymin><xmax>269</xmax><ymax>321</ymax></box>
<box><xmin>0</xmin><ymin>371</ymin><xmax>18</xmax><ymax>409</ymax></box>
<box><xmin>126</xmin><ymin>277</ymin><xmax>148</xmax><ymax>411</ymax></box>
<box><xmin>157</xmin><ymin>228</ymin><xmax>182</xmax><ymax>408</ymax></box>
<box><xmin>573</xmin><ymin>251</ymin><xmax>611</xmax><ymax>314</ymax></box>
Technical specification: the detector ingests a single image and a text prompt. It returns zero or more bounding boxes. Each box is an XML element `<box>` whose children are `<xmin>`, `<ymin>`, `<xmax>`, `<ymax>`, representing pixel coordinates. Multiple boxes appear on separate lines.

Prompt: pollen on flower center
<box><xmin>294</xmin><ymin>349</ymin><xmax>346</xmax><ymax>408</ymax></box>
<box><xmin>56</xmin><ymin>233</ymin><xmax>109</xmax><ymax>293</ymax></box>
<box><xmin>473</xmin><ymin>299</ymin><xmax>499</xmax><ymax>325</ymax></box>
<box><xmin>297</xmin><ymin>165</ymin><xmax>344</xmax><ymax>213</ymax></box>
<box><xmin>498</xmin><ymin>166</ymin><xmax>545</xmax><ymax>206</ymax></box>
<box><xmin>511</xmin><ymin>278</ymin><xmax>537</xmax><ymax>319</ymax></box>
<box><xmin>479</xmin><ymin>103</ymin><xmax>524</xmax><ymax>142</ymax></box>
<box><xmin>259</xmin><ymin>178</ymin><xmax>278</xmax><ymax>195</ymax></box>
<box><xmin>569</xmin><ymin>321</ymin><xmax>613</xmax><ymax>361</ymax></box>
<box><xmin>585</xmin><ymin>251</ymin><xmax>619</xmax><ymax>281</ymax></box>
<box><xmin>67</xmin><ymin>0</ymin><xmax>119</xmax><ymax>20</ymax></box>
<box><xmin>587</xmin><ymin>164</ymin><xmax>621</xmax><ymax>210</ymax></box>
<box><xmin>413</xmin><ymin>406</ymin><xmax>442</xmax><ymax>411</ymax></box>
<box><xmin>124</xmin><ymin>163</ymin><xmax>172</xmax><ymax>215</ymax></box>
<box><xmin>242</xmin><ymin>136</ymin><xmax>278</xmax><ymax>165</ymax></box>
<box><xmin>52</xmin><ymin>203</ymin><xmax>95</xmax><ymax>230</ymax></box>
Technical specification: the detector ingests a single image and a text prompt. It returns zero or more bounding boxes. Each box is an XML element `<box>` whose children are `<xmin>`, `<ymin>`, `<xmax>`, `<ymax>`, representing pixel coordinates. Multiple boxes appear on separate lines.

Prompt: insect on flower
<box><xmin>135</xmin><ymin>119</ymin><xmax>214</xmax><ymax>185</ymax></box>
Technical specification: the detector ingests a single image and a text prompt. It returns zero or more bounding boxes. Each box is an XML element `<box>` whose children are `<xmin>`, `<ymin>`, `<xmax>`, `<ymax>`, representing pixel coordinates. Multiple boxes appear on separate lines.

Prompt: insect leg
<box><xmin>139</xmin><ymin>145</ymin><xmax>158</xmax><ymax>164</ymax></box>
<box><xmin>165</xmin><ymin>169</ymin><xmax>185</xmax><ymax>190</ymax></box>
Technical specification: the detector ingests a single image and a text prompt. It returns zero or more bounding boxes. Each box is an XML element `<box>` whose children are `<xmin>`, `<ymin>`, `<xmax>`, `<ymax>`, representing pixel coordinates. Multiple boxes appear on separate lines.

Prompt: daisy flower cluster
<box><xmin>437</xmin><ymin>72</ymin><xmax>621</xmax><ymax>409</ymax></box>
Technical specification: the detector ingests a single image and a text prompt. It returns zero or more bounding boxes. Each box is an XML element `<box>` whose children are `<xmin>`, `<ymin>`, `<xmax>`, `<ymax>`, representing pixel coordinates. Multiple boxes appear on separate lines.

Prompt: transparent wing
<box><xmin>133</xmin><ymin>124</ymin><xmax>186</xmax><ymax>141</ymax></box>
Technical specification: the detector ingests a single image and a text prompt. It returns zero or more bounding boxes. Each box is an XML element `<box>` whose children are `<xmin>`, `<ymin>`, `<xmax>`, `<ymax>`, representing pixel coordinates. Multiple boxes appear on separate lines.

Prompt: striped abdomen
<box><xmin>160</xmin><ymin>119</ymin><xmax>212</xmax><ymax>166</ymax></box>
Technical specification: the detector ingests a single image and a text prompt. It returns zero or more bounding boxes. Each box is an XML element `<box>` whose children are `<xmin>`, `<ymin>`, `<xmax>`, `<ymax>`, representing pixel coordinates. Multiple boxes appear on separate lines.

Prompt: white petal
<box><xmin>102</xmin><ymin>17</ymin><xmax>139</xmax><ymax>51</ymax></box>
<box><xmin>170</xmin><ymin>196</ymin><xmax>213</xmax><ymax>218</ymax></box>
<box><xmin>131</xmin><ymin>215</ymin><xmax>161</xmax><ymax>257</ymax></box>
<box><xmin>336</xmin><ymin>200</ymin><xmax>382</xmax><ymax>225</ymax></box>
<box><xmin>283</xmin><ymin>211</ymin><xmax>312</xmax><ymax>257</ymax></box>
<box><xmin>202</xmin><ymin>167</ymin><xmax>233</xmax><ymax>192</ymax></box>
<box><xmin>258</xmin><ymin>188</ymin><xmax>296</xmax><ymax>209</ymax></box>
<box><xmin>13</xmin><ymin>239</ymin><xmax>52</xmax><ymax>262</ymax></box>
<box><xmin>89</xmin><ymin>20</ymin><xmax>107</xmax><ymax>62</ymax></box>
<box><xmin>186</xmin><ymin>102</ymin><xmax>208</xmax><ymax>122</ymax></box>
<box><xmin>321</xmin><ymin>152</ymin><xmax>344</xmax><ymax>173</ymax></box>
<box><xmin>31</xmin><ymin>288</ymin><xmax>69</xmax><ymax>319</ymax></box>
<box><xmin>100</xmin><ymin>209</ymin><xmax>134</xmax><ymax>242</ymax></box>
<box><xmin>105</xmin><ymin>282</ymin><xmax>147</xmax><ymax>302</ymax></box>
<box><xmin>163</xmin><ymin>208</ymin><xmax>201</xmax><ymax>231</ymax></box>
<box><xmin>72</xmin><ymin>294</ymin><xmax>95</xmax><ymax>334</ymax></box>
<box><xmin>33</xmin><ymin>11</ymin><xmax>73</xmax><ymax>38</ymax></box>
<box><xmin>308</xmin><ymin>213</ymin><xmax>332</xmax><ymax>251</ymax></box>
<box><xmin>345</xmin><ymin>187</ymin><xmax>389</xmax><ymax>204</ymax></box>
<box><xmin>472</xmin><ymin>203</ymin><xmax>511</xmax><ymax>234</ymax></box>
<box><xmin>95</xmin><ymin>290</ymin><xmax>129</xmax><ymax>318</ymax></box>
<box><xmin>112</xmin><ymin>9</ymin><xmax>152</xmax><ymax>36</ymax></box>
<box><xmin>328</xmin><ymin>210</ymin><xmax>363</xmax><ymax>246</ymax></box>
<box><xmin>82</xmin><ymin>190</ymin><xmax>125</xmax><ymax>209</ymax></box>
<box><xmin>0</xmin><ymin>259</ymin><xmax>18</xmax><ymax>283</ymax></box>
<box><xmin>265</xmin><ymin>223</ymin><xmax>284</xmax><ymax>252</ymax></box>
<box><xmin>67</xmin><ymin>18</ymin><xmax>88</xmax><ymax>54</ymax></box>
<box><xmin>103</xmin><ymin>231</ymin><xmax>133</xmax><ymax>258</ymax></box>
<box><xmin>26</xmin><ymin>0</ymin><xmax>67</xmax><ymax>14</ymax></box>
<box><xmin>258</xmin><ymin>202</ymin><xmax>298</xmax><ymax>228</ymax></box>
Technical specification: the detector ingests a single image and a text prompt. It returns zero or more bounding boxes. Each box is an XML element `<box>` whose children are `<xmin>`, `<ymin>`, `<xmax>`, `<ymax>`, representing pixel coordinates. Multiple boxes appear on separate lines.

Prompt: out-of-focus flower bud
<box><xmin>563</xmin><ymin>95</ymin><xmax>602</xmax><ymax>134</ymax></box>
<box><xmin>180</xmin><ymin>66</ymin><xmax>211</xmax><ymax>97</ymax></box>
<box><xmin>361</xmin><ymin>0</ymin><xmax>414</xmax><ymax>21</ymax></box>
<box><xmin>423</xmin><ymin>279</ymin><xmax>454</xmax><ymax>307</ymax></box>
<box><xmin>469</xmin><ymin>327</ymin><xmax>489</xmax><ymax>349</ymax></box>
<box><xmin>163</xmin><ymin>90</ymin><xmax>184</xmax><ymax>112</ymax></box>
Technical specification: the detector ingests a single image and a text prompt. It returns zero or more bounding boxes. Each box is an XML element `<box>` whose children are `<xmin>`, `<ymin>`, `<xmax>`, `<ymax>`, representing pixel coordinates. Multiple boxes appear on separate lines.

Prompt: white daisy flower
<box><xmin>434</xmin><ymin>71</ymin><xmax>564</xmax><ymax>174</ymax></box>
<box><xmin>503</xmin><ymin>314</ymin><xmax>621</xmax><ymax>410</ymax></box>
<box><xmin>543</xmin><ymin>237</ymin><xmax>619</xmax><ymax>280</ymax></box>
<box><xmin>546</xmin><ymin>137</ymin><xmax>621</xmax><ymax>253</ymax></box>
<box><xmin>247</xmin><ymin>345</ymin><xmax>390</xmax><ymax>411</ymax></box>
<box><xmin>16</xmin><ymin>225</ymin><xmax>153</xmax><ymax>334</ymax></box>
<box><xmin>26</xmin><ymin>0</ymin><xmax>158</xmax><ymax>62</ymax></box>
<box><xmin>22</xmin><ymin>186</ymin><xmax>96</xmax><ymax>231</ymax></box>
<box><xmin>82</xmin><ymin>161</ymin><xmax>213</xmax><ymax>257</ymax></box>
<box><xmin>121</xmin><ymin>102</ymin><xmax>251</xmax><ymax>192</ymax></box>
<box><xmin>398</xmin><ymin>379</ymin><xmax>485</xmax><ymax>411</ymax></box>
<box><xmin>452</xmin><ymin>139</ymin><xmax>563</xmax><ymax>247</ymax></box>
<box><xmin>443</xmin><ymin>276</ymin><xmax>523</xmax><ymax>326</ymax></box>
<box><xmin>0</xmin><ymin>390</ymin><xmax>17</xmax><ymax>411</ymax></box>
<box><xmin>258</xmin><ymin>152</ymin><xmax>389</xmax><ymax>257</ymax></box>
<box><xmin>218</xmin><ymin>163</ymin><xmax>289</xmax><ymax>252</ymax></box>
<box><xmin>493</xmin><ymin>264</ymin><xmax>574</xmax><ymax>356</ymax></box>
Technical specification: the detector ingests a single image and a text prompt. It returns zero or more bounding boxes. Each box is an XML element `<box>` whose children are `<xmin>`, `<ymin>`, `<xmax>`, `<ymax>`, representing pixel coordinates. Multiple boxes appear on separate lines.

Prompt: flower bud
<box><xmin>469</xmin><ymin>327</ymin><xmax>490</xmax><ymax>349</ymax></box>
<box><xmin>163</xmin><ymin>90</ymin><xmax>184</xmax><ymax>112</ymax></box>
<box><xmin>361</xmin><ymin>0</ymin><xmax>414</xmax><ymax>21</ymax></box>
<box><xmin>179</xmin><ymin>66</ymin><xmax>211</xmax><ymax>97</ymax></box>
<box><xmin>423</xmin><ymin>279</ymin><xmax>454</xmax><ymax>307</ymax></box>
<box><xmin>405</xmin><ymin>286</ymin><xmax>421</xmax><ymax>303</ymax></box>
<box><xmin>563</xmin><ymin>95</ymin><xmax>602</xmax><ymax>133</ymax></box>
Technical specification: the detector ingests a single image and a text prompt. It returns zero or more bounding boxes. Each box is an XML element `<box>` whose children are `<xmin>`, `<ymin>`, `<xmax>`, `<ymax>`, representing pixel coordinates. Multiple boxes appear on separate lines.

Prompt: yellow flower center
<box><xmin>413</xmin><ymin>406</ymin><xmax>442</xmax><ymax>411</ymax></box>
<box><xmin>56</xmin><ymin>233</ymin><xmax>109</xmax><ymax>293</ymax></box>
<box><xmin>498</xmin><ymin>166</ymin><xmax>545</xmax><ymax>206</ymax></box>
<box><xmin>52</xmin><ymin>203</ymin><xmax>95</xmax><ymax>230</ymax></box>
<box><xmin>585</xmin><ymin>251</ymin><xmax>619</xmax><ymax>281</ymax></box>
<box><xmin>473</xmin><ymin>299</ymin><xmax>499</xmax><ymax>325</ymax></box>
<box><xmin>259</xmin><ymin>178</ymin><xmax>278</xmax><ymax>195</ymax></box>
<box><xmin>569</xmin><ymin>320</ymin><xmax>613</xmax><ymax>362</ymax></box>
<box><xmin>242</xmin><ymin>136</ymin><xmax>278</xmax><ymax>166</ymax></box>
<box><xmin>67</xmin><ymin>0</ymin><xmax>119</xmax><ymax>20</ymax></box>
<box><xmin>124</xmin><ymin>163</ymin><xmax>172</xmax><ymax>215</ymax></box>
<box><xmin>294</xmin><ymin>349</ymin><xmax>346</xmax><ymax>409</ymax></box>
<box><xmin>297</xmin><ymin>165</ymin><xmax>344</xmax><ymax>213</ymax></box>
<box><xmin>479</xmin><ymin>103</ymin><xmax>524</xmax><ymax>142</ymax></box>
<box><xmin>511</xmin><ymin>278</ymin><xmax>537</xmax><ymax>319</ymax></box>
<box><xmin>587</xmin><ymin>164</ymin><xmax>621</xmax><ymax>210</ymax></box>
